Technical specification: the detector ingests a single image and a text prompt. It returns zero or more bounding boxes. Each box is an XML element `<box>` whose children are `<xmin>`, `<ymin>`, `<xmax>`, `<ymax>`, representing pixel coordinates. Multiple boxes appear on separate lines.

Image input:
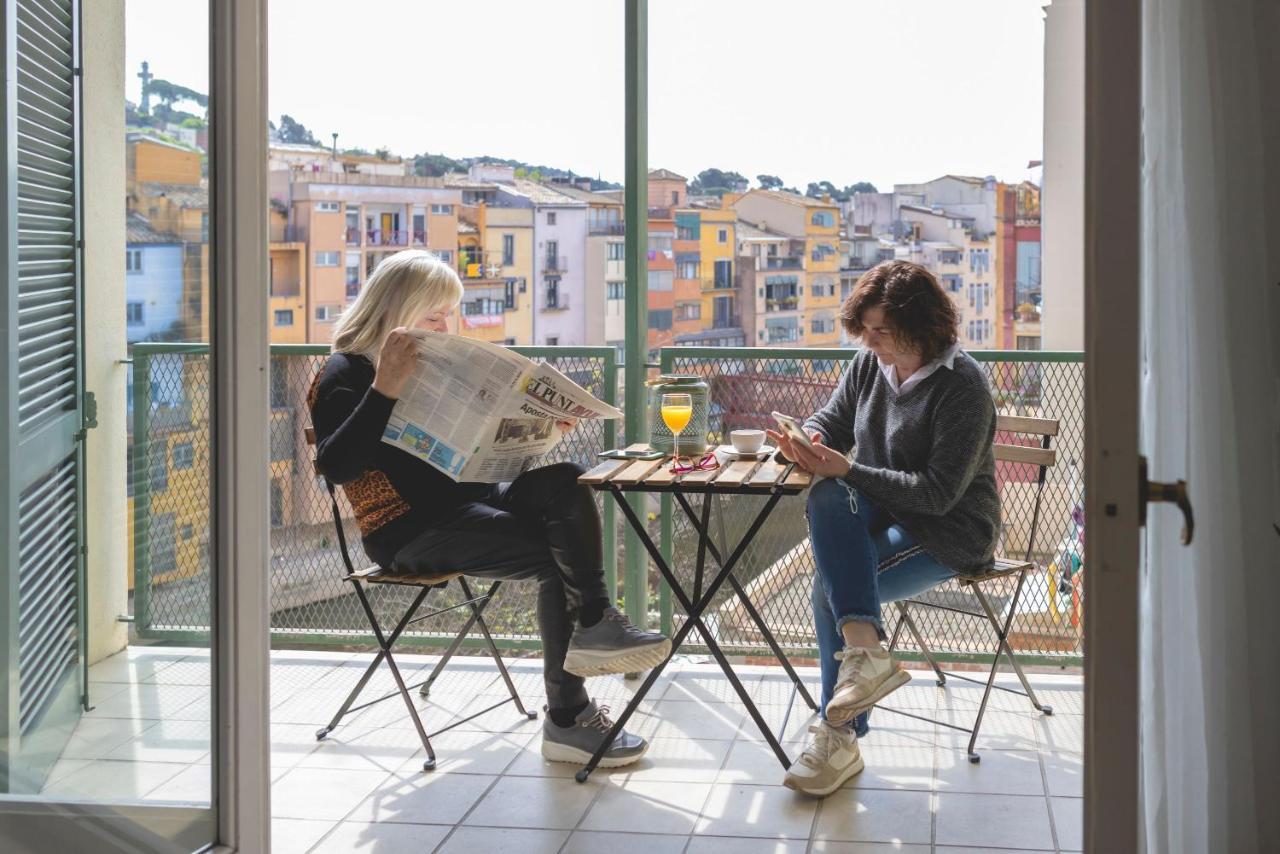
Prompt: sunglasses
<box><xmin>670</xmin><ymin>451</ymin><xmax>720</xmax><ymax>475</ymax></box>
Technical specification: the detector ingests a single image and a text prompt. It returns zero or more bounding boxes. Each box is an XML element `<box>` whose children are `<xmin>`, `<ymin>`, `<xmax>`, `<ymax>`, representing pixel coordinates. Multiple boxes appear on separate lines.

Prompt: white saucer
<box><xmin>717</xmin><ymin>443</ymin><xmax>777</xmax><ymax>460</ymax></box>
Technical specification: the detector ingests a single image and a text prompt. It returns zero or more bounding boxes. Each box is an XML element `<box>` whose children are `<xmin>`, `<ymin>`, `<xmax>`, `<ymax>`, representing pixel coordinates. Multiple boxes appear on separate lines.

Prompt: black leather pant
<box><xmin>390</xmin><ymin>462</ymin><xmax>609</xmax><ymax>710</ymax></box>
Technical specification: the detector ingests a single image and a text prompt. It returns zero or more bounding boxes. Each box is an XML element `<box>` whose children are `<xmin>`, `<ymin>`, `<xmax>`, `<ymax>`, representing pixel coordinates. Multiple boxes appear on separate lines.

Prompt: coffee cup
<box><xmin>729</xmin><ymin>429</ymin><xmax>766</xmax><ymax>455</ymax></box>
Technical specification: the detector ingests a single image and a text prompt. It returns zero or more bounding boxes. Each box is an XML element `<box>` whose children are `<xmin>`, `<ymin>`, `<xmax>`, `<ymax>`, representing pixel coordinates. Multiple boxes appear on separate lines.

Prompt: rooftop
<box><xmin>740</xmin><ymin>189</ymin><xmax>839</xmax><ymax>209</ymax></box>
<box><xmin>126</xmin><ymin>211</ymin><xmax>181</xmax><ymax>244</ymax></box>
<box><xmin>736</xmin><ymin>219</ymin><xmax>790</xmax><ymax>241</ymax></box>
<box><xmin>546</xmin><ymin>183</ymin><xmax>623</xmax><ymax>206</ymax></box>
<box><xmin>55</xmin><ymin>646</ymin><xmax>1084</xmax><ymax>853</ymax></box>
<box><xmin>136</xmin><ymin>181</ymin><xmax>209</xmax><ymax>209</ymax></box>
<box><xmin>508</xmin><ymin>179</ymin><xmax>587</xmax><ymax>207</ymax></box>
<box><xmin>648</xmin><ymin>168</ymin><xmax>687</xmax><ymax>182</ymax></box>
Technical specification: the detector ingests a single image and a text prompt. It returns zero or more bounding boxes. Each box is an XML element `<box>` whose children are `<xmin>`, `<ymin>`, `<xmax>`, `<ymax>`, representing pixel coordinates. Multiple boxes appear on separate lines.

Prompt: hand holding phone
<box><xmin>770</xmin><ymin>411</ymin><xmax>816</xmax><ymax>451</ymax></box>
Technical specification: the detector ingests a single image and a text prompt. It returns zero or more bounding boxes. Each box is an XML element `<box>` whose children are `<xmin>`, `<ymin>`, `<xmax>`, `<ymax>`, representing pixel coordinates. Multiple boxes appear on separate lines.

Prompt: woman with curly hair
<box><xmin>768</xmin><ymin>260</ymin><xmax>1000</xmax><ymax>796</ymax></box>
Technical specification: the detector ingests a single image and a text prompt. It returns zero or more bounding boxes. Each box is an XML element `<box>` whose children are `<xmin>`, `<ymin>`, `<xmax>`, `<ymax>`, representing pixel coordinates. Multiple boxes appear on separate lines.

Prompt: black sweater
<box><xmin>308</xmin><ymin>352</ymin><xmax>489</xmax><ymax>567</ymax></box>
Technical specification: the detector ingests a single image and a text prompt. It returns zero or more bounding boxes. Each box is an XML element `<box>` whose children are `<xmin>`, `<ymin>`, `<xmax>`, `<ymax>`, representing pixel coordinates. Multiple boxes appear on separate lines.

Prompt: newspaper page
<box><xmin>381</xmin><ymin>332</ymin><xmax>621</xmax><ymax>483</ymax></box>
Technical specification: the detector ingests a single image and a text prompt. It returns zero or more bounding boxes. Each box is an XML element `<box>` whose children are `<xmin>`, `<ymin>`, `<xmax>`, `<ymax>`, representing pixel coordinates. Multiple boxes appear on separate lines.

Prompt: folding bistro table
<box><xmin>574</xmin><ymin>446</ymin><xmax>821</xmax><ymax>783</ymax></box>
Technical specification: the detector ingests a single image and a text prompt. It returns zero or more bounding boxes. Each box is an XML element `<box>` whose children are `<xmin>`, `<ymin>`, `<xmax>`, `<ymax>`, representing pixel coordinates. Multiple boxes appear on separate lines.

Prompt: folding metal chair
<box><xmin>878</xmin><ymin>414</ymin><xmax>1060</xmax><ymax>763</ymax></box>
<box><xmin>304</xmin><ymin>427</ymin><xmax>536</xmax><ymax>772</ymax></box>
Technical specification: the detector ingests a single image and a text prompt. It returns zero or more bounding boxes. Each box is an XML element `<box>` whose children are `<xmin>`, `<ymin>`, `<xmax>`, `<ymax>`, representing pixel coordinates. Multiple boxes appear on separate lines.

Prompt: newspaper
<box><xmin>380</xmin><ymin>331</ymin><xmax>622</xmax><ymax>483</ymax></box>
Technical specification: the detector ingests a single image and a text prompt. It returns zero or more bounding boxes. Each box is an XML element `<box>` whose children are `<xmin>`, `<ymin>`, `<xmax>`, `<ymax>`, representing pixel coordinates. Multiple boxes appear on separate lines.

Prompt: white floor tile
<box><xmin>935</xmin><ymin>708</ymin><xmax>1040</xmax><ymax>752</ymax></box>
<box><xmin>621</xmin><ymin>736</ymin><xmax>732</xmax><ymax>784</ymax></box>
<box><xmin>392</xmin><ymin>729</ymin><xmax>531</xmax><ymax>776</ymax></box>
<box><xmin>1042</xmin><ymin>750</ymin><xmax>1084</xmax><ymax>797</ymax></box>
<box><xmin>934</xmin><ymin>792</ymin><xmax>1055</xmax><ymax>850</ymax></box>
<box><xmin>82</xmin><ymin>684</ymin><xmax>209</xmax><ymax>720</ymax></box>
<box><xmin>271</xmin><ymin>818</ymin><xmax>338</xmax><ymax>854</ymax></box>
<box><xmin>811</xmin><ymin>843</ymin><xmax>930</xmax><ymax>853</ymax></box>
<box><xmin>1052</xmin><ymin>796</ymin><xmax>1084</xmax><ymax>851</ymax></box>
<box><xmin>843</xmin><ymin>744</ymin><xmax>935</xmax><ymax>792</ymax></box>
<box><xmin>57</xmin><ymin>716</ymin><xmax>160</xmax><ymax>760</ymax></box>
<box><xmin>309</xmin><ymin>820</ymin><xmax>450</xmax><ymax>853</ymax></box>
<box><xmin>812</xmin><ymin>788</ymin><xmax>934</xmax><ymax>845</ymax></box>
<box><xmin>580</xmin><ymin>778</ymin><xmax>713</xmax><ymax>835</ymax></box>
<box><xmin>87</xmin><ymin>649</ymin><xmax>187</xmax><ymax>683</ymax></box>
<box><xmin>435</xmin><ymin>826</ymin><xmax>569</xmax><ymax>854</ymax></box>
<box><xmin>562</xmin><ymin>830</ymin><xmax>688</xmax><ymax>854</ymax></box>
<box><xmin>40</xmin><ymin>759</ymin><xmax>189</xmax><ymax>801</ymax></box>
<box><xmin>935</xmin><ymin>748</ymin><xmax>1045</xmax><ymax>796</ymax></box>
<box><xmin>1034</xmin><ymin>713</ymin><xmax>1084</xmax><ymax>754</ymax></box>
<box><xmin>687</xmin><ymin>836</ymin><xmax>810</xmax><ymax>854</ymax></box>
<box><xmin>104</xmin><ymin>718</ymin><xmax>211</xmax><ymax>764</ymax></box>
<box><xmin>716</xmin><ymin>738</ymin><xmax>798</xmax><ymax>786</ymax></box>
<box><xmin>298</xmin><ymin>726</ymin><xmax>427</xmax><ymax>773</ymax></box>
<box><xmin>144</xmin><ymin>763</ymin><xmax>212</xmax><ymax>804</ymax></box>
<box><xmin>695</xmin><ymin>782</ymin><xmax>819</xmax><ymax>838</ymax></box>
<box><xmin>644</xmin><ymin>699</ymin><xmax>747</xmax><ymax>741</ymax></box>
<box><xmin>270</xmin><ymin>766</ymin><xmax>393</xmax><ymax>821</ymax></box>
<box><xmin>464</xmin><ymin>774</ymin><xmax>598</xmax><ymax>830</ymax></box>
<box><xmin>345</xmin><ymin>771</ymin><xmax>495</xmax><ymax>826</ymax></box>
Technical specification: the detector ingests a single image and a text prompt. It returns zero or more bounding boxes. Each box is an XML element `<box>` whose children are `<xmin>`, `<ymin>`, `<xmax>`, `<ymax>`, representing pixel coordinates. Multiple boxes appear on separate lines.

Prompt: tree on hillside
<box><xmin>413</xmin><ymin>151</ymin><xmax>467</xmax><ymax>177</ymax></box>
<box><xmin>690</xmin><ymin>168</ymin><xmax>749</xmax><ymax>196</ymax></box>
<box><xmin>149</xmin><ymin>79</ymin><xmax>208</xmax><ymax>111</ymax></box>
<box><xmin>848</xmin><ymin>181</ymin><xmax>877</xmax><ymax>194</ymax></box>
<box><xmin>277</xmin><ymin>114</ymin><xmax>319</xmax><ymax>145</ymax></box>
<box><xmin>756</xmin><ymin>174</ymin><xmax>784</xmax><ymax>190</ymax></box>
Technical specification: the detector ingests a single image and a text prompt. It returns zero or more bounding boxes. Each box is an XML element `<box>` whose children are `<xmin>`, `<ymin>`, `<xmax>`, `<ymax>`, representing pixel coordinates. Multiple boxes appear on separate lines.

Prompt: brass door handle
<box><xmin>1139</xmin><ymin>456</ymin><xmax>1194</xmax><ymax>545</ymax></box>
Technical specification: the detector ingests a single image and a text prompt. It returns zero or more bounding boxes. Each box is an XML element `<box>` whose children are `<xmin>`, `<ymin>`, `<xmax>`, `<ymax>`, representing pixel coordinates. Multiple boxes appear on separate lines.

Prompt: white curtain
<box><xmin>1139</xmin><ymin>0</ymin><xmax>1280</xmax><ymax>851</ymax></box>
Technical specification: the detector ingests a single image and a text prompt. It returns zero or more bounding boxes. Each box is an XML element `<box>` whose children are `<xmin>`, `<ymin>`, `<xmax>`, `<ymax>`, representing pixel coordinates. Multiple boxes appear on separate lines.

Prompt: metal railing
<box><xmin>367</xmin><ymin>229</ymin><xmax>408</xmax><ymax>247</ymax></box>
<box><xmin>127</xmin><ymin>343</ymin><xmax>1083</xmax><ymax>666</ymax></box>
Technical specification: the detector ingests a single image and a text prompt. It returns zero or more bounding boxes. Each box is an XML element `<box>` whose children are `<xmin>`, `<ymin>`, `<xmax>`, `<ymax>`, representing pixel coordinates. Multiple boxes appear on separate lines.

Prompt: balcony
<box><xmin>711</xmin><ymin>314</ymin><xmax>741</xmax><ymax>330</ymax></box>
<box><xmin>543</xmin><ymin>255</ymin><xmax>568</xmax><ymax>274</ymax></box>
<box><xmin>764</xmin><ymin>257</ymin><xmax>802</xmax><ymax>271</ymax></box>
<box><xmin>367</xmin><ymin>229</ymin><xmax>409</xmax><ymax>247</ymax></box>
<box><xmin>114</xmin><ymin>344</ymin><xmax>1082</xmax><ymax>848</ymax></box>
<box><xmin>413</xmin><ymin>229</ymin><xmax>427</xmax><ymax>245</ymax></box>
<box><xmin>543</xmin><ymin>293</ymin><xmax>570</xmax><ymax>311</ymax></box>
<box><xmin>589</xmin><ymin>222</ymin><xmax>626</xmax><ymax>236</ymax></box>
<box><xmin>765</xmin><ymin>296</ymin><xmax>800</xmax><ymax>312</ymax></box>
<box><xmin>344</xmin><ymin>226</ymin><xmax>361</xmax><ymax>245</ymax></box>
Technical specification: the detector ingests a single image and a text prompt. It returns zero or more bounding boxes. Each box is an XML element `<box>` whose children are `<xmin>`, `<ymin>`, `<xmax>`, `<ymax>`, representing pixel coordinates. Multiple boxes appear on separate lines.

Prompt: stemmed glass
<box><xmin>660</xmin><ymin>392</ymin><xmax>692</xmax><ymax>468</ymax></box>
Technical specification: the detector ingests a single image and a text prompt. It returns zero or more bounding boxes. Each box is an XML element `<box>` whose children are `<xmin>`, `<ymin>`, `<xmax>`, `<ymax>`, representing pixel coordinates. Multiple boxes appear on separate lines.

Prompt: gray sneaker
<box><xmin>541</xmin><ymin>700</ymin><xmax>649</xmax><ymax>768</ymax></box>
<box><xmin>564</xmin><ymin>606</ymin><xmax>671</xmax><ymax>677</ymax></box>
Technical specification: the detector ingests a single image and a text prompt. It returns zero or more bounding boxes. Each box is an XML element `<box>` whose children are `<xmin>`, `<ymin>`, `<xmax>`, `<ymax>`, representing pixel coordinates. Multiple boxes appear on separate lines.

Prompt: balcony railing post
<box><xmin>602</xmin><ymin>349</ymin><xmax>619</xmax><ymax>601</ymax></box>
<box><xmin>658</xmin><ymin>352</ymin><xmax>674</xmax><ymax>636</ymax></box>
<box><xmin>131</xmin><ymin>348</ymin><xmax>153</xmax><ymax>636</ymax></box>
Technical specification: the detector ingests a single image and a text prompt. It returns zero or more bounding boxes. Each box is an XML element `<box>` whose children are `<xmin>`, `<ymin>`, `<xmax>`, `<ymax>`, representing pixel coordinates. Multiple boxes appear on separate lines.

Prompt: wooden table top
<box><xmin>579</xmin><ymin>444</ymin><xmax>813</xmax><ymax>494</ymax></box>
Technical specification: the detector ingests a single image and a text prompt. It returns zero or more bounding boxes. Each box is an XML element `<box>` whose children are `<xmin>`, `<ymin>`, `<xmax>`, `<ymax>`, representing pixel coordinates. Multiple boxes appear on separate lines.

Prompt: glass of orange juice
<box><xmin>660</xmin><ymin>392</ymin><xmax>693</xmax><ymax>465</ymax></box>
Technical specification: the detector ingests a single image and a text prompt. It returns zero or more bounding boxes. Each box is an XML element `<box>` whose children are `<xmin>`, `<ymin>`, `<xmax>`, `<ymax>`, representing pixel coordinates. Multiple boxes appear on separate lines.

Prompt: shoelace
<box><xmin>579</xmin><ymin>704</ymin><xmax>615</xmax><ymax>733</ymax></box>
<box><xmin>800</xmin><ymin>723</ymin><xmax>844</xmax><ymax>766</ymax></box>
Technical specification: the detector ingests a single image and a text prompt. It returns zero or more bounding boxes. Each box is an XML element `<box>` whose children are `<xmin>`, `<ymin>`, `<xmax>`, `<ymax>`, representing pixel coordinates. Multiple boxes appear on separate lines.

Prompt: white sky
<box><xmin>126</xmin><ymin>0</ymin><xmax>1046</xmax><ymax>191</ymax></box>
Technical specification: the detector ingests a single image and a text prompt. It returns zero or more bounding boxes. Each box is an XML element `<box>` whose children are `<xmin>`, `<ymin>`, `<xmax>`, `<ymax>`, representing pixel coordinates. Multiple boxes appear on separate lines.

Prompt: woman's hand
<box><xmin>371</xmin><ymin>327</ymin><xmax>420</xmax><ymax>400</ymax></box>
<box><xmin>766</xmin><ymin>428</ymin><xmax>852</xmax><ymax>479</ymax></box>
<box><xmin>555</xmin><ymin>417</ymin><xmax>579</xmax><ymax>433</ymax></box>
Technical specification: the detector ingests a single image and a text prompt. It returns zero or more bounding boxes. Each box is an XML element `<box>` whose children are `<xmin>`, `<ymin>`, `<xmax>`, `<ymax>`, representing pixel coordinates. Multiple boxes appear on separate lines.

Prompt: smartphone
<box><xmin>770</xmin><ymin>411</ymin><xmax>816</xmax><ymax>451</ymax></box>
<box><xmin>598</xmin><ymin>448</ymin><xmax>665</xmax><ymax>461</ymax></box>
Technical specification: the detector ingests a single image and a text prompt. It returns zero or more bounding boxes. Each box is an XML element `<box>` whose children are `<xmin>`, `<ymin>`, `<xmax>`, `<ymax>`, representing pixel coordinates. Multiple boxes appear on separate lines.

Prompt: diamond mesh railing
<box><xmin>655</xmin><ymin>347</ymin><xmax>1085</xmax><ymax>665</ymax></box>
<box><xmin>129</xmin><ymin>343</ymin><xmax>618</xmax><ymax>650</ymax></box>
<box><xmin>128</xmin><ymin>342</ymin><xmax>1083</xmax><ymax>665</ymax></box>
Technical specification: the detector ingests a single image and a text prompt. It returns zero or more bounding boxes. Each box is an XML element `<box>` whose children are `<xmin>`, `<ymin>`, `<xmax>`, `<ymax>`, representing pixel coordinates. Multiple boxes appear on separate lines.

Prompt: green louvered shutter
<box><xmin>1</xmin><ymin>0</ymin><xmax>84</xmax><ymax>794</ymax></box>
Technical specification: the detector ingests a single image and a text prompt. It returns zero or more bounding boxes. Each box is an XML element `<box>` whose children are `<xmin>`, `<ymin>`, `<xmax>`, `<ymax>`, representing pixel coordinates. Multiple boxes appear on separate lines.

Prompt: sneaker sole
<box><xmin>783</xmin><ymin>754</ymin><xmax>865</xmax><ymax>797</ymax></box>
<box><xmin>825</xmin><ymin>667</ymin><xmax>912</xmax><ymax>724</ymax></box>
<box><xmin>541</xmin><ymin>737</ymin><xmax>648</xmax><ymax>769</ymax></box>
<box><xmin>563</xmin><ymin>638</ymin><xmax>672</xmax><ymax>678</ymax></box>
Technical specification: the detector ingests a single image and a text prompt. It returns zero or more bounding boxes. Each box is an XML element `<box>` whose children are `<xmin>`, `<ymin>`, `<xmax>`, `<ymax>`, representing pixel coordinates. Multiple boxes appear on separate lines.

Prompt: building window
<box><xmin>608</xmin><ymin>242</ymin><xmax>625</xmax><ymax>261</ymax></box>
<box><xmin>315</xmin><ymin>305</ymin><xmax>335</xmax><ymax>322</ymax></box>
<box><xmin>430</xmin><ymin>204</ymin><xmax>454</xmax><ymax>215</ymax></box>
<box><xmin>126</xmin><ymin>301</ymin><xmax>144</xmax><ymax>326</ymax></box>
<box><xmin>811</xmin><ymin>317</ymin><xmax>835</xmax><ymax>334</ymax></box>
<box><xmin>546</xmin><ymin>211</ymin><xmax>556</xmax><ymax>226</ymax></box>
<box><xmin>315</xmin><ymin>251</ymin><xmax>339</xmax><ymax>267</ymax></box>
<box><xmin>546</xmin><ymin>335</ymin><xmax>559</xmax><ymax>346</ymax></box>
<box><xmin>648</xmin><ymin>309</ymin><xmax>673</xmax><ymax>331</ymax></box>
<box><xmin>677</xmin><ymin>303</ymin><xmax>701</xmax><ymax>321</ymax></box>
<box><xmin>670</xmin><ymin>190</ymin><xmax>679</xmax><ymax>206</ymax></box>
<box><xmin>810</xmin><ymin>211</ymin><xmax>834</xmax><ymax>227</ymax></box>
<box><xmin>607</xmin><ymin>281</ymin><xmax>625</xmax><ymax>300</ymax></box>
<box><xmin>718</xmin><ymin>229</ymin><xmax>728</xmax><ymax>243</ymax></box>
<box><xmin>504</xmin><ymin>279</ymin><xmax>517</xmax><ymax>309</ymax></box>
<box><xmin>172</xmin><ymin>441</ymin><xmax>195</xmax><ymax>469</ymax></box>
<box><xmin>436</xmin><ymin>249</ymin><xmax>452</xmax><ymax>264</ymax></box>
<box><xmin>126</xmin><ymin>248</ymin><xmax>143</xmax><ymax>273</ymax></box>
<box><xmin>502</xmin><ymin>234</ymin><xmax>515</xmax><ymax>266</ymax></box>
<box><xmin>274</xmin><ymin>309</ymin><xmax>294</xmax><ymax>327</ymax></box>
<box><xmin>316</xmin><ymin>201</ymin><xmax>340</xmax><ymax>212</ymax></box>
<box><xmin>201</xmin><ymin>212</ymin><xmax>209</xmax><ymax>242</ymax></box>
<box><xmin>1016</xmin><ymin>335</ymin><xmax>1042</xmax><ymax>351</ymax></box>
<box><xmin>714</xmin><ymin>259</ymin><xmax>732</xmax><ymax>288</ymax></box>
<box><xmin>676</xmin><ymin>226</ymin><xmax>696</xmax><ymax>240</ymax></box>
<box><xmin>412</xmin><ymin>213</ymin><xmax>426</xmax><ymax>243</ymax></box>
<box><xmin>150</xmin><ymin>443</ymin><xmax>168</xmax><ymax>493</ymax></box>
<box><xmin>677</xmin><ymin>261</ymin><xmax>698</xmax><ymax>279</ymax></box>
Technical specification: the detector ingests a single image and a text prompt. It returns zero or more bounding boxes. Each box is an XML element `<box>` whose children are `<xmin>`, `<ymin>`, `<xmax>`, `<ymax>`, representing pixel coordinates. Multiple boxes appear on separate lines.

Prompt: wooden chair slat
<box><xmin>579</xmin><ymin>459</ymin><xmax>630</xmax><ymax>485</ymax></box>
<box><xmin>611</xmin><ymin>458</ymin><xmax>667</xmax><ymax>484</ymax></box>
<box><xmin>714</xmin><ymin>459</ymin><xmax>761</xmax><ymax>488</ymax></box>
<box><xmin>679</xmin><ymin>465</ymin><xmax>722</xmax><ymax>485</ymax></box>
<box><xmin>994</xmin><ymin>443</ymin><xmax>1057</xmax><ymax>468</ymax></box>
<box><xmin>995</xmin><ymin>414</ymin><xmax>1060</xmax><ymax>436</ymax></box>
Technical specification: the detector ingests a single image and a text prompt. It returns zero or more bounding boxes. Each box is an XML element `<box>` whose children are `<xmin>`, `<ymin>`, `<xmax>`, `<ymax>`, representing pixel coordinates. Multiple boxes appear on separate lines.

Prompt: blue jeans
<box><xmin>807</xmin><ymin>477</ymin><xmax>957</xmax><ymax>731</ymax></box>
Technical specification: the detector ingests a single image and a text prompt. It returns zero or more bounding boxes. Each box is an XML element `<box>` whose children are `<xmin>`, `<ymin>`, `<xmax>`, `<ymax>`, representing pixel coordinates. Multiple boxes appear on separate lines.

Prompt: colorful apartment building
<box><xmin>547</xmin><ymin>183</ymin><xmax>626</xmax><ymax>348</ymax></box>
<box><xmin>735</xmin><ymin>220</ymin><xmax>803</xmax><ymax>347</ymax></box>
<box><xmin>693</xmin><ymin>205</ymin><xmax>742</xmax><ymax>347</ymax></box>
<box><xmin>672</xmin><ymin>210</ymin><xmax>703</xmax><ymax>340</ymax></box>
<box><xmin>647</xmin><ymin>212</ymin><xmax>676</xmax><ymax>355</ymax></box>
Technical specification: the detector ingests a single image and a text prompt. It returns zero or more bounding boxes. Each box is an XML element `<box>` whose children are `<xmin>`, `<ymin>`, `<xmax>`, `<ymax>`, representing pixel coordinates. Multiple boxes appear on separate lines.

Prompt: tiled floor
<box><xmin>47</xmin><ymin>646</ymin><xmax>1084</xmax><ymax>853</ymax></box>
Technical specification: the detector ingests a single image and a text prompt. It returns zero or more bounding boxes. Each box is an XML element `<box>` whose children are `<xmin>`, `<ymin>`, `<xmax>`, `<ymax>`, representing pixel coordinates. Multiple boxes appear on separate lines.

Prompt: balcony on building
<box><xmin>763</xmin><ymin>256</ymin><xmax>803</xmax><ymax>271</ymax></box>
<box><xmin>543</xmin><ymin>255</ymin><xmax>568</xmax><ymax>274</ymax></box>
<box><xmin>344</xmin><ymin>226</ymin><xmax>361</xmax><ymax>245</ymax></box>
<box><xmin>543</xmin><ymin>292</ymin><xmax>570</xmax><ymax>312</ymax></box>
<box><xmin>366</xmin><ymin>229</ymin><xmax>409</xmax><ymax>247</ymax></box>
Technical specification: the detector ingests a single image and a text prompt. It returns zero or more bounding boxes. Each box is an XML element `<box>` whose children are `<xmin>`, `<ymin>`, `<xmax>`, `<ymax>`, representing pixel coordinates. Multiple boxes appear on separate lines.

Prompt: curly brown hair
<box><xmin>840</xmin><ymin>260</ymin><xmax>959</xmax><ymax>364</ymax></box>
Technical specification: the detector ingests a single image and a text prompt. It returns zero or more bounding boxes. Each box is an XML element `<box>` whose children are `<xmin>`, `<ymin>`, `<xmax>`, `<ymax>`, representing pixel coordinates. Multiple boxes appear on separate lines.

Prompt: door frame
<box><xmin>1082</xmin><ymin>0</ymin><xmax>1141</xmax><ymax>849</ymax></box>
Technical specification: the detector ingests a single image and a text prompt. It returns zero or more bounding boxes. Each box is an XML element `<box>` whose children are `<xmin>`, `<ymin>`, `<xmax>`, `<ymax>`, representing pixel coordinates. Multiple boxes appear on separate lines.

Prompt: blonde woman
<box><xmin>309</xmin><ymin>250</ymin><xmax>669</xmax><ymax>768</ymax></box>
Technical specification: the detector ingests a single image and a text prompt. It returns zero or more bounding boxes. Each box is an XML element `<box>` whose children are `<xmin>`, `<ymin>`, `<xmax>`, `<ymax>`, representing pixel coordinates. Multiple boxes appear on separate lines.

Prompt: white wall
<box><xmin>83</xmin><ymin>0</ymin><xmax>129</xmax><ymax>663</ymax></box>
<box><xmin>1041</xmin><ymin>0</ymin><xmax>1084</xmax><ymax>350</ymax></box>
<box><xmin>533</xmin><ymin>206</ymin><xmax>588</xmax><ymax>345</ymax></box>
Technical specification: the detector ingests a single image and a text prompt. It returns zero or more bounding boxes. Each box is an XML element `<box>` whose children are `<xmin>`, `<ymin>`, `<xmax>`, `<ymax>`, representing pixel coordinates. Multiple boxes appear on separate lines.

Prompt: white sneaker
<box><xmin>783</xmin><ymin>721</ymin><xmax>864</xmax><ymax>797</ymax></box>
<box><xmin>824</xmin><ymin>645</ymin><xmax>911</xmax><ymax>725</ymax></box>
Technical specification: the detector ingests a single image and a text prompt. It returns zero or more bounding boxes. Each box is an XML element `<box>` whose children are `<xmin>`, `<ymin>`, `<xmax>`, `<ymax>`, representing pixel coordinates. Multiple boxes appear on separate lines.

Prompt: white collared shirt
<box><xmin>879</xmin><ymin>341</ymin><xmax>962</xmax><ymax>397</ymax></box>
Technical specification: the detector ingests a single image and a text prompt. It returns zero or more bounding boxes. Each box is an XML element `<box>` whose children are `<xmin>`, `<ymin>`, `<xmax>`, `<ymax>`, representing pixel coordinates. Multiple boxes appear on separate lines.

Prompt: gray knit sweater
<box><xmin>804</xmin><ymin>348</ymin><xmax>1000</xmax><ymax>574</ymax></box>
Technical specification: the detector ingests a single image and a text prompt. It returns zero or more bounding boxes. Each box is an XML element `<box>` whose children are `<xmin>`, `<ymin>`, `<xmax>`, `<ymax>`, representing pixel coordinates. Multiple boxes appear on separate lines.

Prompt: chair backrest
<box><xmin>305</xmin><ymin>424</ymin><xmax>361</xmax><ymax>577</ymax></box>
<box><xmin>993</xmin><ymin>414</ymin><xmax>1061</xmax><ymax>564</ymax></box>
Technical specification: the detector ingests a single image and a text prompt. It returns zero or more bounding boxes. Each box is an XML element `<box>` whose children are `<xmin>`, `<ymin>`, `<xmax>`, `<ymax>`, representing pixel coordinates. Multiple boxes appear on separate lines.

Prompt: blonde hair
<box><xmin>332</xmin><ymin>250</ymin><xmax>463</xmax><ymax>361</ymax></box>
